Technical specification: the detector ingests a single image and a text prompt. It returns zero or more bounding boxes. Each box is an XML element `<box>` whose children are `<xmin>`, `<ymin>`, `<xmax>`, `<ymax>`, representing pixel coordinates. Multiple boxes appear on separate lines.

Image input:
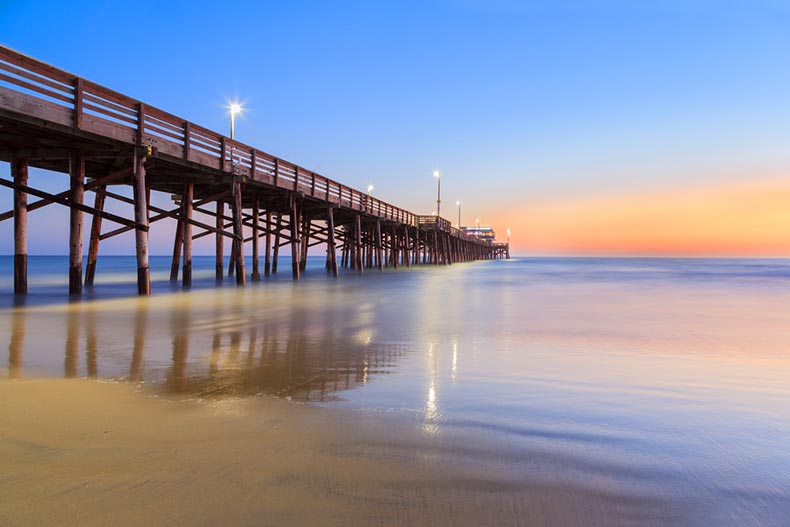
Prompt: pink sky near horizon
<box><xmin>490</xmin><ymin>177</ymin><xmax>790</xmax><ymax>257</ymax></box>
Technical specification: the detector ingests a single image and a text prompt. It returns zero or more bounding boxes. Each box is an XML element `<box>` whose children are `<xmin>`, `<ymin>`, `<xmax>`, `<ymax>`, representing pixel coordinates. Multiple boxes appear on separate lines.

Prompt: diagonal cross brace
<box><xmin>0</xmin><ymin>177</ymin><xmax>147</xmax><ymax>231</ymax></box>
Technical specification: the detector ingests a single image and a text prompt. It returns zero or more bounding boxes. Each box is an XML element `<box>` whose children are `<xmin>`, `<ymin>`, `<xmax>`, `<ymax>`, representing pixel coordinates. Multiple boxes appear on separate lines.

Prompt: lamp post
<box><xmin>228</xmin><ymin>102</ymin><xmax>243</xmax><ymax>140</ymax></box>
<box><xmin>476</xmin><ymin>218</ymin><xmax>480</xmax><ymax>229</ymax></box>
<box><xmin>433</xmin><ymin>170</ymin><xmax>441</xmax><ymax>217</ymax></box>
<box><xmin>507</xmin><ymin>228</ymin><xmax>511</xmax><ymax>244</ymax></box>
<box><xmin>367</xmin><ymin>184</ymin><xmax>374</xmax><ymax>212</ymax></box>
<box><xmin>456</xmin><ymin>201</ymin><xmax>461</xmax><ymax>228</ymax></box>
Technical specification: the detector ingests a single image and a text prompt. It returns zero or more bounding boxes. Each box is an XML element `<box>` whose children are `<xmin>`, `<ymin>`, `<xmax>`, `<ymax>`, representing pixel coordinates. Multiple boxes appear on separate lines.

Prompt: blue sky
<box><xmin>1</xmin><ymin>0</ymin><xmax>789</xmax><ymax>254</ymax></box>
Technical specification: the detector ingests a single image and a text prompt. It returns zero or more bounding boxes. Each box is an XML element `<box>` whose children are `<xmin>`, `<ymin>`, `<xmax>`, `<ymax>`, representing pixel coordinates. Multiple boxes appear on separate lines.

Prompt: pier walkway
<box><xmin>0</xmin><ymin>46</ymin><xmax>509</xmax><ymax>295</ymax></box>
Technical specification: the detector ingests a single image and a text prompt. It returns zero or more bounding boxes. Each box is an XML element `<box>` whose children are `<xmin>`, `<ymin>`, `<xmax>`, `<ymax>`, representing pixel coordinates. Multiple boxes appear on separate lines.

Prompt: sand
<box><xmin>0</xmin><ymin>378</ymin><xmax>674</xmax><ymax>527</ymax></box>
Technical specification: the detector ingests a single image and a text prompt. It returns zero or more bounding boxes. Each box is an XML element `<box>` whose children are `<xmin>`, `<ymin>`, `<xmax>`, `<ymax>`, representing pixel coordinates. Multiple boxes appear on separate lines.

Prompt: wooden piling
<box><xmin>272</xmin><ymin>213</ymin><xmax>281</xmax><ymax>274</ymax></box>
<box><xmin>355</xmin><ymin>214</ymin><xmax>363</xmax><ymax>274</ymax></box>
<box><xmin>169</xmin><ymin>217</ymin><xmax>183</xmax><ymax>282</ymax></box>
<box><xmin>326</xmin><ymin>206</ymin><xmax>338</xmax><ymax>277</ymax></box>
<box><xmin>290</xmin><ymin>194</ymin><xmax>301</xmax><ymax>280</ymax></box>
<box><xmin>182</xmin><ymin>181</ymin><xmax>193</xmax><ymax>287</ymax></box>
<box><xmin>403</xmin><ymin>225</ymin><xmax>410</xmax><ymax>268</ymax></box>
<box><xmin>264</xmin><ymin>211</ymin><xmax>272</xmax><ymax>277</ymax></box>
<box><xmin>413</xmin><ymin>228</ymin><xmax>420</xmax><ymax>265</ymax></box>
<box><xmin>11</xmin><ymin>157</ymin><xmax>27</xmax><ymax>294</ymax></box>
<box><xmin>251</xmin><ymin>197</ymin><xmax>260</xmax><ymax>281</ymax></box>
<box><xmin>215</xmin><ymin>200</ymin><xmax>224</xmax><ymax>281</ymax></box>
<box><xmin>69</xmin><ymin>152</ymin><xmax>85</xmax><ymax>295</ymax></box>
<box><xmin>374</xmin><ymin>220</ymin><xmax>383</xmax><ymax>270</ymax></box>
<box><xmin>133</xmin><ymin>150</ymin><xmax>150</xmax><ymax>295</ymax></box>
<box><xmin>84</xmin><ymin>185</ymin><xmax>106</xmax><ymax>287</ymax></box>
<box><xmin>300</xmin><ymin>216</ymin><xmax>309</xmax><ymax>273</ymax></box>
<box><xmin>391</xmin><ymin>225</ymin><xmax>398</xmax><ymax>270</ymax></box>
<box><xmin>231</xmin><ymin>177</ymin><xmax>246</xmax><ymax>285</ymax></box>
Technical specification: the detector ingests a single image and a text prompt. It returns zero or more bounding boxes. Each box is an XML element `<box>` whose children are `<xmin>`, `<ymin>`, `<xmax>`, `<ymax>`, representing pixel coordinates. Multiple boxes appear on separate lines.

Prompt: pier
<box><xmin>0</xmin><ymin>46</ymin><xmax>509</xmax><ymax>296</ymax></box>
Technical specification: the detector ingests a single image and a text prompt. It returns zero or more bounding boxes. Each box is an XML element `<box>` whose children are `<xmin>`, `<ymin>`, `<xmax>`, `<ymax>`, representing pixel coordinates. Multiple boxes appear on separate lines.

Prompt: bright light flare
<box><xmin>433</xmin><ymin>170</ymin><xmax>441</xmax><ymax>178</ymax></box>
<box><xmin>228</xmin><ymin>102</ymin><xmax>243</xmax><ymax>116</ymax></box>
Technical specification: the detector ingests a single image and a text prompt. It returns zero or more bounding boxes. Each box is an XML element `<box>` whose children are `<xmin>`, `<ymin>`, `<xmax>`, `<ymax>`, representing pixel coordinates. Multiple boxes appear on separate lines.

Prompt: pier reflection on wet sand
<box><xmin>3</xmin><ymin>286</ymin><xmax>405</xmax><ymax>402</ymax></box>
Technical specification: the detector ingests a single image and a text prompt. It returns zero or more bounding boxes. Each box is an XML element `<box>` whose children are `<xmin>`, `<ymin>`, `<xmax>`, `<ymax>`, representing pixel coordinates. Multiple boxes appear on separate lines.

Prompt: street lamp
<box><xmin>228</xmin><ymin>102</ymin><xmax>243</xmax><ymax>140</ymax></box>
<box><xmin>367</xmin><ymin>184</ymin><xmax>374</xmax><ymax>196</ymax></box>
<box><xmin>456</xmin><ymin>201</ymin><xmax>461</xmax><ymax>228</ymax></box>
<box><xmin>506</xmin><ymin>228</ymin><xmax>511</xmax><ymax>244</ymax></box>
<box><xmin>476</xmin><ymin>217</ymin><xmax>480</xmax><ymax>229</ymax></box>
<box><xmin>433</xmin><ymin>170</ymin><xmax>441</xmax><ymax>217</ymax></box>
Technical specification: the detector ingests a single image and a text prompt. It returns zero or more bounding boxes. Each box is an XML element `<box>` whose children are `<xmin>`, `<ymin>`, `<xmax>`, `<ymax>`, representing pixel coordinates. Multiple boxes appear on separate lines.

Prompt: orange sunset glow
<box><xmin>500</xmin><ymin>178</ymin><xmax>790</xmax><ymax>256</ymax></box>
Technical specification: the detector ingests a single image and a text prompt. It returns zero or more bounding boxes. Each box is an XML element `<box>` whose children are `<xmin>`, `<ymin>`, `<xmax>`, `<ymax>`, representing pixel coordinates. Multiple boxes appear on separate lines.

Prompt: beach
<box><xmin>1</xmin><ymin>256</ymin><xmax>790</xmax><ymax>526</ymax></box>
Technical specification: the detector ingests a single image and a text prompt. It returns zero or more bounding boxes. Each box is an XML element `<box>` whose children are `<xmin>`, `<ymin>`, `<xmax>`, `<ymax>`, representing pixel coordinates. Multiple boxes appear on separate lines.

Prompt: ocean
<box><xmin>1</xmin><ymin>255</ymin><xmax>789</xmax><ymax>526</ymax></box>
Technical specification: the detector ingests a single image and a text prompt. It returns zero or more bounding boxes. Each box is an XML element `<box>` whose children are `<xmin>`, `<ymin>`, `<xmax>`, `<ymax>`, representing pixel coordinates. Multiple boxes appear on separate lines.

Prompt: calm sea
<box><xmin>2</xmin><ymin>255</ymin><xmax>790</xmax><ymax>525</ymax></box>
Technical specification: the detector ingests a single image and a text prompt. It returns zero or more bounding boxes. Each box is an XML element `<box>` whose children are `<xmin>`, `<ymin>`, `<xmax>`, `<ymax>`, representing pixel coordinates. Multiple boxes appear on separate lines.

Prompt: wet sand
<box><xmin>0</xmin><ymin>378</ymin><xmax>672</xmax><ymax>527</ymax></box>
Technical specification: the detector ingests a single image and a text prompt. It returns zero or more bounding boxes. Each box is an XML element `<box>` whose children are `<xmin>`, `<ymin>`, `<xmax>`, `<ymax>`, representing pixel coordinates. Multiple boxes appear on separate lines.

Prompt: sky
<box><xmin>1</xmin><ymin>0</ymin><xmax>789</xmax><ymax>256</ymax></box>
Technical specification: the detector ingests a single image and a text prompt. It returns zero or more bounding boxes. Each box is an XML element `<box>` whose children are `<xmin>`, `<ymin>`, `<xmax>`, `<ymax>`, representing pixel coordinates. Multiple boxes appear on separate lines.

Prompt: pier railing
<box><xmin>0</xmin><ymin>46</ymin><xmax>422</xmax><ymax>228</ymax></box>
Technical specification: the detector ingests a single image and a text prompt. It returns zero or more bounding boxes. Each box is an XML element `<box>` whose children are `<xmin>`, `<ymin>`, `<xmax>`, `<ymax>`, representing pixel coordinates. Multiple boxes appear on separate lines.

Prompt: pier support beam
<box><xmin>264</xmin><ymin>211</ymin><xmax>272</xmax><ymax>277</ymax></box>
<box><xmin>133</xmin><ymin>150</ymin><xmax>150</xmax><ymax>295</ymax></box>
<box><xmin>355</xmin><ymin>214</ymin><xmax>363</xmax><ymax>274</ymax></box>
<box><xmin>12</xmin><ymin>157</ymin><xmax>28</xmax><ymax>294</ymax></box>
<box><xmin>290</xmin><ymin>194</ymin><xmax>301</xmax><ymax>280</ymax></box>
<box><xmin>391</xmin><ymin>225</ymin><xmax>398</xmax><ymax>270</ymax></box>
<box><xmin>251</xmin><ymin>197</ymin><xmax>261</xmax><ymax>281</ymax></box>
<box><xmin>85</xmin><ymin>185</ymin><xmax>106</xmax><ymax>287</ymax></box>
<box><xmin>69</xmin><ymin>152</ymin><xmax>85</xmax><ymax>295</ymax></box>
<box><xmin>215</xmin><ymin>200</ymin><xmax>224</xmax><ymax>281</ymax></box>
<box><xmin>413</xmin><ymin>229</ymin><xmax>420</xmax><ymax>265</ymax></box>
<box><xmin>403</xmin><ymin>225</ymin><xmax>411</xmax><ymax>268</ymax></box>
<box><xmin>182</xmin><ymin>181</ymin><xmax>193</xmax><ymax>287</ymax></box>
<box><xmin>272</xmin><ymin>213</ymin><xmax>281</xmax><ymax>274</ymax></box>
<box><xmin>375</xmin><ymin>220</ymin><xmax>383</xmax><ymax>271</ymax></box>
<box><xmin>231</xmin><ymin>177</ymin><xmax>246</xmax><ymax>285</ymax></box>
<box><xmin>326</xmin><ymin>206</ymin><xmax>338</xmax><ymax>277</ymax></box>
<box><xmin>301</xmin><ymin>217</ymin><xmax>310</xmax><ymax>273</ymax></box>
<box><xmin>169</xmin><ymin>217</ymin><xmax>183</xmax><ymax>282</ymax></box>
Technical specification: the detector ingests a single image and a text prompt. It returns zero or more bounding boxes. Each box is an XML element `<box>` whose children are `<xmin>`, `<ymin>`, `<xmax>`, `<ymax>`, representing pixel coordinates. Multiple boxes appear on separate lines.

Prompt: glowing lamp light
<box><xmin>229</xmin><ymin>102</ymin><xmax>243</xmax><ymax>116</ymax></box>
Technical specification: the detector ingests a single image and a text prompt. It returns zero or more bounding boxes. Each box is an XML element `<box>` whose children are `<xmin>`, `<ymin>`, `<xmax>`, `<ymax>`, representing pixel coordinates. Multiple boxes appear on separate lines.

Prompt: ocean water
<box><xmin>2</xmin><ymin>255</ymin><xmax>790</xmax><ymax>525</ymax></box>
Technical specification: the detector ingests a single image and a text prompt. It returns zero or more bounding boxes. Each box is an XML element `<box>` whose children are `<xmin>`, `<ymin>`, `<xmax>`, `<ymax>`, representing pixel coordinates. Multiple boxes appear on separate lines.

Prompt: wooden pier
<box><xmin>0</xmin><ymin>46</ymin><xmax>509</xmax><ymax>295</ymax></box>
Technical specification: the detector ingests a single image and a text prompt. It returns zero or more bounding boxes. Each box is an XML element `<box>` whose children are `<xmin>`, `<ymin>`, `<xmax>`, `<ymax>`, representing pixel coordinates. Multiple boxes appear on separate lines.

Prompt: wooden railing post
<box><xmin>73</xmin><ymin>78</ymin><xmax>83</xmax><ymax>130</ymax></box>
<box><xmin>219</xmin><ymin>137</ymin><xmax>227</xmax><ymax>173</ymax></box>
<box><xmin>183</xmin><ymin>122</ymin><xmax>191</xmax><ymax>161</ymax></box>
